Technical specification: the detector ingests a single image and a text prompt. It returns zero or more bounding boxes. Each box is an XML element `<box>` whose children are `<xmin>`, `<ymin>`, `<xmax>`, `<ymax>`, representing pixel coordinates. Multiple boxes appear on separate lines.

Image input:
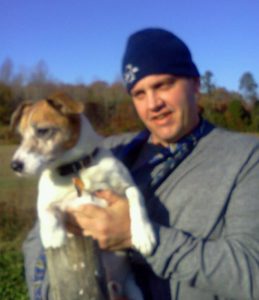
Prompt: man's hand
<box><xmin>65</xmin><ymin>190</ymin><xmax>132</xmax><ymax>251</ymax></box>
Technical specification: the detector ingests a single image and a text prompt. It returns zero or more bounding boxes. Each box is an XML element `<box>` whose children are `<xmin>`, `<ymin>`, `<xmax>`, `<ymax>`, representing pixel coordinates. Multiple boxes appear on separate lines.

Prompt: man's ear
<box><xmin>10</xmin><ymin>101</ymin><xmax>33</xmax><ymax>132</ymax></box>
<box><xmin>46</xmin><ymin>92</ymin><xmax>85</xmax><ymax>115</ymax></box>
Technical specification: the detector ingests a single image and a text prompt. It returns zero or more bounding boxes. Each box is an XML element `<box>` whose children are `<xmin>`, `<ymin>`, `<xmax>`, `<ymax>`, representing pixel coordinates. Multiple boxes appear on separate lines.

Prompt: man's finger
<box><xmin>66</xmin><ymin>203</ymin><xmax>106</xmax><ymax>218</ymax></box>
<box><xmin>94</xmin><ymin>189</ymin><xmax>126</xmax><ymax>205</ymax></box>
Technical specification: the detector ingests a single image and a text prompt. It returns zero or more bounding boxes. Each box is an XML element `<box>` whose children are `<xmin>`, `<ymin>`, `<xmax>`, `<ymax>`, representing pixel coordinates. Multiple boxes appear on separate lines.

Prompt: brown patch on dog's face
<box><xmin>21</xmin><ymin>98</ymin><xmax>81</xmax><ymax>153</ymax></box>
<box><xmin>10</xmin><ymin>101</ymin><xmax>33</xmax><ymax>132</ymax></box>
<box><xmin>46</xmin><ymin>92</ymin><xmax>84</xmax><ymax>115</ymax></box>
<box><xmin>11</xmin><ymin>93</ymin><xmax>83</xmax><ymax>175</ymax></box>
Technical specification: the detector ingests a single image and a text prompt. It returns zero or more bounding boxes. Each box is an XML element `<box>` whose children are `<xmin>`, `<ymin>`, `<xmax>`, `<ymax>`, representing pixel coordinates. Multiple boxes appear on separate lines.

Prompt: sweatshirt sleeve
<box><xmin>144</xmin><ymin>145</ymin><xmax>259</xmax><ymax>300</ymax></box>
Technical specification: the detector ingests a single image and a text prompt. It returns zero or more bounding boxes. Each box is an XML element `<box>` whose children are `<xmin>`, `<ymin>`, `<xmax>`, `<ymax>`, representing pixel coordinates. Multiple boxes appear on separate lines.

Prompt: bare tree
<box><xmin>239</xmin><ymin>72</ymin><xmax>258</xmax><ymax>103</ymax></box>
<box><xmin>0</xmin><ymin>58</ymin><xmax>14</xmax><ymax>84</ymax></box>
<box><xmin>29</xmin><ymin>60</ymin><xmax>50</xmax><ymax>85</ymax></box>
<box><xmin>201</xmin><ymin>70</ymin><xmax>216</xmax><ymax>95</ymax></box>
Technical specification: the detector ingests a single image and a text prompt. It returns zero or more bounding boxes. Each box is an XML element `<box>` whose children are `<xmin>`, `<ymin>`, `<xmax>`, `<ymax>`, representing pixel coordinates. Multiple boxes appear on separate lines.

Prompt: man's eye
<box><xmin>158</xmin><ymin>82</ymin><xmax>173</xmax><ymax>90</ymax></box>
<box><xmin>157</xmin><ymin>84</ymin><xmax>168</xmax><ymax>90</ymax></box>
<box><xmin>132</xmin><ymin>91</ymin><xmax>145</xmax><ymax>100</ymax></box>
<box><xmin>157</xmin><ymin>78</ymin><xmax>177</xmax><ymax>90</ymax></box>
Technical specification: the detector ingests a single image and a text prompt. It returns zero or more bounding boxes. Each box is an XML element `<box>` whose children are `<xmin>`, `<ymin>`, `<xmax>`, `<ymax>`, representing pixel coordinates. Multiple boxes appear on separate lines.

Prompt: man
<box><xmin>23</xmin><ymin>28</ymin><xmax>259</xmax><ymax>299</ymax></box>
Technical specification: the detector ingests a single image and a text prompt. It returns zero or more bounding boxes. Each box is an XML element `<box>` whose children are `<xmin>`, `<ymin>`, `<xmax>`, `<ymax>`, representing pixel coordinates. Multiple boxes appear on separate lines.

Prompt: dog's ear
<box><xmin>46</xmin><ymin>92</ymin><xmax>84</xmax><ymax>115</ymax></box>
<box><xmin>10</xmin><ymin>101</ymin><xmax>33</xmax><ymax>132</ymax></box>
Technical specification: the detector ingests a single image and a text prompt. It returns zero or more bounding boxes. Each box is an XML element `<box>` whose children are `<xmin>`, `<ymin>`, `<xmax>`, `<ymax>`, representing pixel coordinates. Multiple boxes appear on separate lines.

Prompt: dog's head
<box><xmin>11</xmin><ymin>92</ymin><xmax>84</xmax><ymax>176</ymax></box>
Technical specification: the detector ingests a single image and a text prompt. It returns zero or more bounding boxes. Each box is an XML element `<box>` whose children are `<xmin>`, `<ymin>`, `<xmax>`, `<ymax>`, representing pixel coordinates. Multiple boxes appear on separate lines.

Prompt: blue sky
<box><xmin>1</xmin><ymin>0</ymin><xmax>259</xmax><ymax>92</ymax></box>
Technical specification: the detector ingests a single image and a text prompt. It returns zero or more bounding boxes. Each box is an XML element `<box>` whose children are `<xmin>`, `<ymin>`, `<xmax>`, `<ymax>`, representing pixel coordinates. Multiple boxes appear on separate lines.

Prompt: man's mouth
<box><xmin>152</xmin><ymin>111</ymin><xmax>172</xmax><ymax>122</ymax></box>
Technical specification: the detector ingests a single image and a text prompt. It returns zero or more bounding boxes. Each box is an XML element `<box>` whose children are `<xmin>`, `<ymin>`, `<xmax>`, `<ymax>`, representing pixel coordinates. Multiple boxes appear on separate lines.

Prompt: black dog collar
<box><xmin>57</xmin><ymin>148</ymin><xmax>99</xmax><ymax>176</ymax></box>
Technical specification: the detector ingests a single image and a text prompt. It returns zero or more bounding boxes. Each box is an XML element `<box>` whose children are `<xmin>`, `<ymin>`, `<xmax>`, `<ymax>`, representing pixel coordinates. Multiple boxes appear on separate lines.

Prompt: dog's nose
<box><xmin>11</xmin><ymin>160</ymin><xmax>24</xmax><ymax>173</ymax></box>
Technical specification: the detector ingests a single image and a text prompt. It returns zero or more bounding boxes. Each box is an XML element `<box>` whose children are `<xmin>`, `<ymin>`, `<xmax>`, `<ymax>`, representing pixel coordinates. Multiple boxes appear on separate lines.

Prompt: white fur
<box><xmin>30</xmin><ymin>116</ymin><xmax>156</xmax><ymax>254</ymax></box>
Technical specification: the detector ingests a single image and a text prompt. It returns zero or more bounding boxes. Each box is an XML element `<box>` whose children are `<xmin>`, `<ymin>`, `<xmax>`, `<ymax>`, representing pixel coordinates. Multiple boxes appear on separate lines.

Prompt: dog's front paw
<box><xmin>66</xmin><ymin>194</ymin><xmax>94</xmax><ymax>209</ymax></box>
<box><xmin>131</xmin><ymin>221</ymin><xmax>156</xmax><ymax>256</ymax></box>
<box><xmin>126</xmin><ymin>186</ymin><xmax>157</xmax><ymax>256</ymax></box>
<box><xmin>41</xmin><ymin>227</ymin><xmax>66</xmax><ymax>249</ymax></box>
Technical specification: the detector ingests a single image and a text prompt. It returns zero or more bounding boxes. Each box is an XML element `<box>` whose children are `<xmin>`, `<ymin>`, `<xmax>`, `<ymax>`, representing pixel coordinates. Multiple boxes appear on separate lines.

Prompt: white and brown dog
<box><xmin>11</xmin><ymin>93</ymin><xmax>155</xmax><ymax>300</ymax></box>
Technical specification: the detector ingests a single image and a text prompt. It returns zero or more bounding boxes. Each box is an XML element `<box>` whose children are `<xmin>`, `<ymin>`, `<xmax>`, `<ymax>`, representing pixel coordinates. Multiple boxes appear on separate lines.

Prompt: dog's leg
<box><xmin>38</xmin><ymin>207</ymin><xmax>66</xmax><ymax>249</ymax></box>
<box><xmin>125</xmin><ymin>186</ymin><xmax>156</xmax><ymax>256</ymax></box>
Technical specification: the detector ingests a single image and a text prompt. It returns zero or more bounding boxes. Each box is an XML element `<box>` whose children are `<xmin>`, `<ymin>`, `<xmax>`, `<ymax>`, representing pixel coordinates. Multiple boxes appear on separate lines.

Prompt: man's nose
<box><xmin>146</xmin><ymin>91</ymin><xmax>164</xmax><ymax>111</ymax></box>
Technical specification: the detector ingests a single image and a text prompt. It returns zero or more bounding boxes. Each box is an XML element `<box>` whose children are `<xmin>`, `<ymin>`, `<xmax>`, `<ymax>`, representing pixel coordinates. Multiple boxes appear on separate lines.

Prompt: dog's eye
<box><xmin>36</xmin><ymin>127</ymin><xmax>51</xmax><ymax>138</ymax></box>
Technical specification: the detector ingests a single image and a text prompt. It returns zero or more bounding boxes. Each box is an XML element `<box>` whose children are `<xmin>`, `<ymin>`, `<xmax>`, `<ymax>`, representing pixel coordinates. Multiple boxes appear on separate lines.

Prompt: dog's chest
<box><xmin>38</xmin><ymin>172</ymin><xmax>78</xmax><ymax>206</ymax></box>
<box><xmin>79</xmin><ymin>158</ymin><xmax>132</xmax><ymax>194</ymax></box>
<box><xmin>39</xmin><ymin>155</ymin><xmax>133</xmax><ymax>207</ymax></box>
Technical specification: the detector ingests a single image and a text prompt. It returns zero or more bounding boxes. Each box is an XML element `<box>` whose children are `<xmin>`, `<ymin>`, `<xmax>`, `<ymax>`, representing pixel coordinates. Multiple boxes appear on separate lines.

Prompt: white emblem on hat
<box><xmin>124</xmin><ymin>64</ymin><xmax>139</xmax><ymax>83</ymax></box>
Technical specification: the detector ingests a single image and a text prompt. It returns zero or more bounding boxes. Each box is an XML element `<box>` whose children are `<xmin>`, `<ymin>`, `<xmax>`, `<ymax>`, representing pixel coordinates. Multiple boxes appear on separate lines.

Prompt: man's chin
<box><xmin>150</xmin><ymin>129</ymin><xmax>181</xmax><ymax>146</ymax></box>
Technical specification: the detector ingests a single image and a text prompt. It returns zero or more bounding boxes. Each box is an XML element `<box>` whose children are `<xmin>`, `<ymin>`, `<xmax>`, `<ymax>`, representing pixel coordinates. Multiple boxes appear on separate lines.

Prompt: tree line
<box><xmin>0</xmin><ymin>58</ymin><xmax>258</xmax><ymax>142</ymax></box>
<box><xmin>200</xmin><ymin>70</ymin><xmax>259</xmax><ymax>132</ymax></box>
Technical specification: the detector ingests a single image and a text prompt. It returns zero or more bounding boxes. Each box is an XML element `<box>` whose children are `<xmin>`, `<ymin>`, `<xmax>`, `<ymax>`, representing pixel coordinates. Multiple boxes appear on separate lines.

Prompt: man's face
<box><xmin>130</xmin><ymin>74</ymin><xmax>200</xmax><ymax>147</ymax></box>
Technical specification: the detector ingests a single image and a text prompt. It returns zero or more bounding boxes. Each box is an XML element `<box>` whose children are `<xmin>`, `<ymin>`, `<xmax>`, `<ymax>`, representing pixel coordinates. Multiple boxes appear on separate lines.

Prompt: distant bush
<box><xmin>225</xmin><ymin>99</ymin><xmax>251</xmax><ymax>131</ymax></box>
<box><xmin>250</xmin><ymin>102</ymin><xmax>259</xmax><ymax>132</ymax></box>
<box><xmin>0</xmin><ymin>83</ymin><xmax>14</xmax><ymax>125</ymax></box>
<box><xmin>0</xmin><ymin>126</ymin><xmax>18</xmax><ymax>144</ymax></box>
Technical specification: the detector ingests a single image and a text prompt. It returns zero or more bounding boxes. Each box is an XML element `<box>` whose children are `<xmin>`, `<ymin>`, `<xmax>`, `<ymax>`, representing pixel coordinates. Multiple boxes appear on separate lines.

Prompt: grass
<box><xmin>0</xmin><ymin>251</ymin><xmax>28</xmax><ymax>300</ymax></box>
<box><xmin>0</xmin><ymin>144</ymin><xmax>37</xmax><ymax>300</ymax></box>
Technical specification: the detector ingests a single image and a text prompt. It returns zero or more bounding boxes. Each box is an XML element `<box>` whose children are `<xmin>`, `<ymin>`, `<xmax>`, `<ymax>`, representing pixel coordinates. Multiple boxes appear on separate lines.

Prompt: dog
<box><xmin>10</xmin><ymin>92</ymin><xmax>156</xmax><ymax>300</ymax></box>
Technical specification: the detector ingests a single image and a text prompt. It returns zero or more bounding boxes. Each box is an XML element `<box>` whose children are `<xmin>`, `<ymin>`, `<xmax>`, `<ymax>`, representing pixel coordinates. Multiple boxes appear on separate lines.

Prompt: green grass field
<box><xmin>0</xmin><ymin>144</ymin><xmax>37</xmax><ymax>299</ymax></box>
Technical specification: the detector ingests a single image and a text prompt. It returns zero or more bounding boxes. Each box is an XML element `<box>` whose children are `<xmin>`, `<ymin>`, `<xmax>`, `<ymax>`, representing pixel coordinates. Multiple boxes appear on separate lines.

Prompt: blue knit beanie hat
<box><xmin>122</xmin><ymin>28</ymin><xmax>200</xmax><ymax>92</ymax></box>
